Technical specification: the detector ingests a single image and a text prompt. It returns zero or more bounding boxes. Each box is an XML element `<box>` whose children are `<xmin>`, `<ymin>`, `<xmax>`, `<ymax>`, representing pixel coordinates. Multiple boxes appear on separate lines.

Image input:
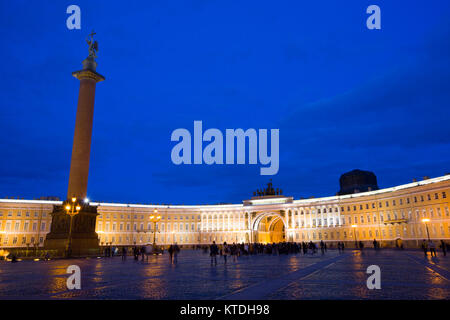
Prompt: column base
<box><xmin>44</xmin><ymin>202</ymin><xmax>100</xmax><ymax>257</ymax></box>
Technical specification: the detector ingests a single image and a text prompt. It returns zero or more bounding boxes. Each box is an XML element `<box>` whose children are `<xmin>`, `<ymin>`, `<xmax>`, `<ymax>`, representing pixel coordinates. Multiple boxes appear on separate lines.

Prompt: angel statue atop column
<box><xmin>86</xmin><ymin>31</ymin><xmax>98</xmax><ymax>59</ymax></box>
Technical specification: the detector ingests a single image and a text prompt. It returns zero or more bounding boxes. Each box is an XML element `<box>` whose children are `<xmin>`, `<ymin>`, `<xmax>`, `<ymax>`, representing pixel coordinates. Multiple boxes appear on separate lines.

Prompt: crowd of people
<box><xmin>204</xmin><ymin>240</ymin><xmax>342</xmax><ymax>266</ymax></box>
<box><xmin>421</xmin><ymin>239</ymin><xmax>447</xmax><ymax>257</ymax></box>
<box><xmin>95</xmin><ymin>238</ymin><xmax>449</xmax><ymax>266</ymax></box>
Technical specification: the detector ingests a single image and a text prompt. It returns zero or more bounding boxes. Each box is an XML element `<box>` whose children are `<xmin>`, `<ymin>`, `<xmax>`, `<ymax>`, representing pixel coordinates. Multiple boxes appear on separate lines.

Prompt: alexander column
<box><xmin>45</xmin><ymin>32</ymin><xmax>104</xmax><ymax>256</ymax></box>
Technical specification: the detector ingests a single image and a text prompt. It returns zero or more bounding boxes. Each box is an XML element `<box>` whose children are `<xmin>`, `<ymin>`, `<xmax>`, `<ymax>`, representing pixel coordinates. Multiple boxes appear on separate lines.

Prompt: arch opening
<box><xmin>252</xmin><ymin>213</ymin><xmax>286</xmax><ymax>243</ymax></box>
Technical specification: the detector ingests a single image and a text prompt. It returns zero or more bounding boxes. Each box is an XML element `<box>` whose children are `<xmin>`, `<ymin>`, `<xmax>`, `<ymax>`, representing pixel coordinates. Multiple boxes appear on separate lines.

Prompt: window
<box><xmin>442</xmin><ymin>192</ymin><xmax>447</xmax><ymax>199</ymax></box>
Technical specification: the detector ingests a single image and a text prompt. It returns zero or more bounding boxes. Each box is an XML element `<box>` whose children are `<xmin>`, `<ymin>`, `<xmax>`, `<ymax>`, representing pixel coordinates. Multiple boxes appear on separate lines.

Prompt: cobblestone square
<box><xmin>0</xmin><ymin>249</ymin><xmax>448</xmax><ymax>299</ymax></box>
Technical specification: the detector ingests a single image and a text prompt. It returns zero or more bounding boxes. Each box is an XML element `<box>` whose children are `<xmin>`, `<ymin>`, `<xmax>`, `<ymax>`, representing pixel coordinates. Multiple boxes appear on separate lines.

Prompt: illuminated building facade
<box><xmin>1</xmin><ymin>175</ymin><xmax>449</xmax><ymax>249</ymax></box>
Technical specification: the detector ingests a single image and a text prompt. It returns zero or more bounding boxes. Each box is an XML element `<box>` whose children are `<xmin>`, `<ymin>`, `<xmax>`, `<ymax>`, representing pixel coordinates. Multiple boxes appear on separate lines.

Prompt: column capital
<box><xmin>72</xmin><ymin>69</ymin><xmax>105</xmax><ymax>82</ymax></box>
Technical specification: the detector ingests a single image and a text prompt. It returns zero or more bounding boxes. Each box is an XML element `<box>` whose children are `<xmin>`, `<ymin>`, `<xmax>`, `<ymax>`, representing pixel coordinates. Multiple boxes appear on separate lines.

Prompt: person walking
<box><xmin>210</xmin><ymin>241</ymin><xmax>219</xmax><ymax>266</ymax></box>
<box><xmin>121</xmin><ymin>246</ymin><xmax>127</xmax><ymax>261</ymax></box>
<box><xmin>173</xmin><ymin>243</ymin><xmax>180</xmax><ymax>264</ymax></box>
<box><xmin>140</xmin><ymin>246</ymin><xmax>146</xmax><ymax>261</ymax></box>
<box><xmin>231</xmin><ymin>243</ymin><xmax>238</xmax><ymax>262</ymax></box>
<box><xmin>320</xmin><ymin>240</ymin><xmax>325</xmax><ymax>255</ymax></box>
<box><xmin>168</xmin><ymin>244</ymin><xmax>174</xmax><ymax>264</ymax></box>
<box><xmin>223</xmin><ymin>242</ymin><xmax>229</xmax><ymax>264</ymax></box>
<box><xmin>421</xmin><ymin>240</ymin><xmax>428</xmax><ymax>257</ymax></box>
<box><xmin>429</xmin><ymin>240</ymin><xmax>437</xmax><ymax>257</ymax></box>
<box><xmin>440</xmin><ymin>240</ymin><xmax>447</xmax><ymax>257</ymax></box>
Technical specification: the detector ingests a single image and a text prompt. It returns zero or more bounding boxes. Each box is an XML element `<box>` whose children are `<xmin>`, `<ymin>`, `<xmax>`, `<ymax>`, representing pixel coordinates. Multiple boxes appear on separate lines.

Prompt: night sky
<box><xmin>1</xmin><ymin>1</ymin><xmax>449</xmax><ymax>205</ymax></box>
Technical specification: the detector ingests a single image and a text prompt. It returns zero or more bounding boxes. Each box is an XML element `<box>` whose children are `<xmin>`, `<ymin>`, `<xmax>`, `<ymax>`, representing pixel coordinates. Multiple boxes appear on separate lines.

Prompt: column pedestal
<box><xmin>44</xmin><ymin>203</ymin><xmax>99</xmax><ymax>257</ymax></box>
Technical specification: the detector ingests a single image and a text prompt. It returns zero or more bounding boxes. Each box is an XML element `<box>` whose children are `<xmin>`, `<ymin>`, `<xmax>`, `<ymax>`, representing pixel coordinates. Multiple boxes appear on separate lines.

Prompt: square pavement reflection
<box><xmin>0</xmin><ymin>249</ymin><xmax>448</xmax><ymax>299</ymax></box>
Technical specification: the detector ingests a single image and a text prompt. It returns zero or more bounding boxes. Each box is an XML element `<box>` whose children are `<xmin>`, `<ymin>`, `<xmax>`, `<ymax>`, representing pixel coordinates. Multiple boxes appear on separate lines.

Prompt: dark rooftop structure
<box><xmin>338</xmin><ymin>169</ymin><xmax>379</xmax><ymax>195</ymax></box>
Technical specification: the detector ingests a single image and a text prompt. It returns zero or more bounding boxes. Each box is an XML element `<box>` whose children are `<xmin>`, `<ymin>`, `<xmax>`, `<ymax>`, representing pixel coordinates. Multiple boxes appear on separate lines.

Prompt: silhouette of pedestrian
<box><xmin>421</xmin><ymin>240</ymin><xmax>428</xmax><ymax>257</ymax></box>
<box><xmin>168</xmin><ymin>244</ymin><xmax>174</xmax><ymax>264</ymax></box>
<box><xmin>440</xmin><ymin>240</ymin><xmax>447</xmax><ymax>257</ymax></box>
<box><xmin>210</xmin><ymin>241</ymin><xmax>219</xmax><ymax>266</ymax></box>
<box><xmin>121</xmin><ymin>246</ymin><xmax>127</xmax><ymax>261</ymax></box>
<box><xmin>223</xmin><ymin>242</ymin><xmax>229</xmax><ymax>264</ymax></box>
<box><xmin>428</xmin><ymin>240</ymin><xmax>436</xmax><ymax>257</ymax></box>
<box><xmin>173</xmin><ymin>243</ymin><xmax>180</xmax><ymax>264</ymax></box>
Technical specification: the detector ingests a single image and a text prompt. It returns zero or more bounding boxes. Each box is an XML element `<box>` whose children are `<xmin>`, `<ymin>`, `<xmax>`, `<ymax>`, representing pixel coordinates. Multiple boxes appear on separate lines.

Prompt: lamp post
<box><xmin>351</xmin><ymin>224</ymin><xmax>358</xmax><ymax>248</ymax></box>
<box><xmin>421</xmin><ymin>218</ymin><xmax>431</xmax><ymax>241</ymax></box>
<box><xmin>64</xmin><ymin>197</ymin><xmax>81</xmax><ymax>257</ymax></box>
<box><xmin>149</xmin><ymin>209</ymin><xmax>161</xmax><ymax>247</ymax></box>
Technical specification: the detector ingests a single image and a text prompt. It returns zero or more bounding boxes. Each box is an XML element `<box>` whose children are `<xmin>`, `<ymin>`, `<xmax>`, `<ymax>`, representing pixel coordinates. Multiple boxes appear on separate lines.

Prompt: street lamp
<box><xmin>149</xmin><ymin>209</ymin><xmax>161</xmax><ymax>247</ymax></box>
<box><xmin>421</xmin><ymin>218</ymin><xmax>431</xmax><ymax>241</ymax></box>
<box><xmin>64</xmin><ymin>197</ymin><xmax>81</xmax><ymax>257</ymax></box>
<box><xmin>351</xmin><ymin>224</ymin><xmax>358</xmax><ymax>248</ymax></box>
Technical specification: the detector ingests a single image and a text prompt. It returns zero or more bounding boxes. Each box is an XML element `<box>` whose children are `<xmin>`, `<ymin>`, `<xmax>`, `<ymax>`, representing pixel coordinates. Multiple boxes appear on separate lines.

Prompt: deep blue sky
<box><xmin>1</xmin><ymin>1</ymin><xmax>449</xmax><ymax>204</ymax></box>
